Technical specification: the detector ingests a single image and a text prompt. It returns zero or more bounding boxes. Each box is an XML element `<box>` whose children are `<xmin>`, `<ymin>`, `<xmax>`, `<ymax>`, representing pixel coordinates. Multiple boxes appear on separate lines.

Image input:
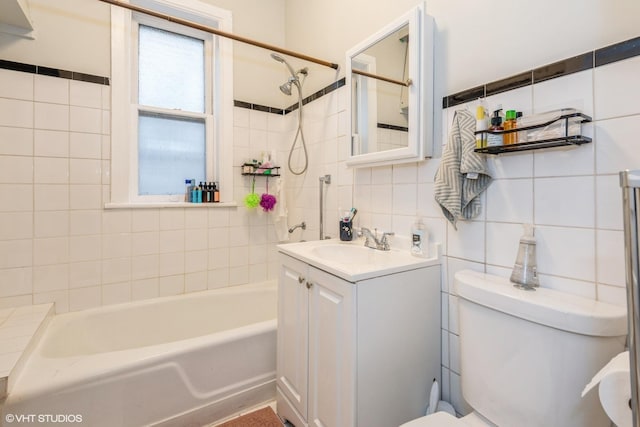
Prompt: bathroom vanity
<box><xmin>276</xmin><ymin>239</ymin><xmax>441</xmax><ymax>427</ymax></box>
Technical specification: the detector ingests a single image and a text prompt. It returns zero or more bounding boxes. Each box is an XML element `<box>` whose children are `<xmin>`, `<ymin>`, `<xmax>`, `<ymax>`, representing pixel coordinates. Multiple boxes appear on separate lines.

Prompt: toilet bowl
<box><xmin>401</xmin><ymin>270</ymin><xmax>627</xmax><ymax>427</ymax></box>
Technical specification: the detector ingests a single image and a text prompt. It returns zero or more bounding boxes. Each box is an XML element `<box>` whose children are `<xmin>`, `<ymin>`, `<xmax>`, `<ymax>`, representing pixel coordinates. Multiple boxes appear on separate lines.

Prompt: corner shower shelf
<box><xmin>474</xmin><ymin>112</ymin><xmax>592</xmax><ymax>155</ymax></box>
<box><xmin>241</xmin><ymin>166</ymin><xmax>280</xmax><ymax>177</ymax></box>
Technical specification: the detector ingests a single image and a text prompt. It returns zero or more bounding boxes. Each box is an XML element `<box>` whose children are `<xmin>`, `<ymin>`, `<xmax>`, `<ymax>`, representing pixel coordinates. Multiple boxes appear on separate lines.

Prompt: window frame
<box><xmin>110</xmin><ymin>0</ymin><xmax>234</xmax><ymax>205</ymax></box>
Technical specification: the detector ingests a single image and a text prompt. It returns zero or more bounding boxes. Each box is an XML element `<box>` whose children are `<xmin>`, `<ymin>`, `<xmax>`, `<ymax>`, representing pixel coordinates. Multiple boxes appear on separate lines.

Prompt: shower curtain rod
<box><xmin>98</xmin><ymin>0</ymin><xmax>340</xmax><ymax>70</ymax></box>
<box><xmin>352</xmin><ymin>69</ymin><xmax>412</xmax><ymax>87</ymax></box>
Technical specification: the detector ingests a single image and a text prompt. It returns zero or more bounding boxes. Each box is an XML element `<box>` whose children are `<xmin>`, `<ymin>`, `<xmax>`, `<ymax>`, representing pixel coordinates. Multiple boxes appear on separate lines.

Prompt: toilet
<box><xmin>402</xmin><ymin>270</ymin><xmax>627</xmax><ymax>427</ymax></box>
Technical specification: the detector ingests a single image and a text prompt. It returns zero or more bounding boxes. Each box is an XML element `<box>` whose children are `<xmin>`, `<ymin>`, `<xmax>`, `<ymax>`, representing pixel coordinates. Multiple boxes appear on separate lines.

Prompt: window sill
<box><xmin>104</xmin><ymin>201</ymin><xmax>238</xmax><ymax>209</ymax></box>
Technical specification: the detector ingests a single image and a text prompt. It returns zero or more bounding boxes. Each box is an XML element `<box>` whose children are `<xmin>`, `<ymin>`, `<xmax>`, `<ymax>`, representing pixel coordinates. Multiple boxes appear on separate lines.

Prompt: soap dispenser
<box><xmin>510</xmin><ymin>224</ymin><xmax>539</xmax><ymax>290</ymax></box>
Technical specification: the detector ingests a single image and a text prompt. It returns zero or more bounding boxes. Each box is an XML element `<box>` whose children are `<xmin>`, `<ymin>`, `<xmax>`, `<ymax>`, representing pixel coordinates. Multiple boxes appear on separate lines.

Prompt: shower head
<box><xmin>279</xmin><ymin>81</ymin><xmax>292</xmax><ymax>96</ymax></box>
<box><xmin>270</xmin><ymin>52</ymin><xmax>296</xmax><ymax>77</ymax></box>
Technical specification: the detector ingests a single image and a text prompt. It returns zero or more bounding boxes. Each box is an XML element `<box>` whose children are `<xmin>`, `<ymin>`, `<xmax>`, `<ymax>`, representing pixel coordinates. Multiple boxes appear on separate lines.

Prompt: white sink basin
<box><xmin>278</xmin><ymin>239</ymin><xmax>439</xmax><ymax>282</ymax></box>
<box><xmin>310</xmin><ymin>244</ymin><xmax>379</xmax><ymax>264</ymax></box>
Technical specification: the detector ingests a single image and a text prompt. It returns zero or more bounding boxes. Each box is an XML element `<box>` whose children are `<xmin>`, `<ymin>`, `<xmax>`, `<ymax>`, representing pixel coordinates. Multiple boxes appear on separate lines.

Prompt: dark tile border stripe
<box><xmin>443</xmin><ymin>35</ymin><xmax>640</xmax><ymax>108</ymax></box>
<box><xmin>0</xmin><ymin>59</ymin><xmax>110</xmax><ymax>85</ymax></box>
<box><xmin>377</xmin><ymin>123</ymin><xmax>408</xmax><ymax>132</ymax></box>
<box><xmin>534</xmin><ymin>52</ymin><xmax>593</xmax><ymax>83</ymax></box>
<box><xmin>235</xmin><ymin>77</ymin><xmax>347</xmax><ymax>115</ymax></box>
<box><xmin>596</xmin><ymin>36</ymin><xmax>640</xmax><ymax>67</ymax></box>
<box><xmin>485</xmin><ymin>71</ymin><xmax>532</xmax><ymax>97</ymax></box>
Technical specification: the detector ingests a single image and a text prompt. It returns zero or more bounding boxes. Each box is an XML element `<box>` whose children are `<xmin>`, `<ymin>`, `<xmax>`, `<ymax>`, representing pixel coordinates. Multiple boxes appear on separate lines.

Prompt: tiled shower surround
<box><xmin>1</xmin><ymin>36</ymin><xmax>639</xmax><ymax>415</ymax></box>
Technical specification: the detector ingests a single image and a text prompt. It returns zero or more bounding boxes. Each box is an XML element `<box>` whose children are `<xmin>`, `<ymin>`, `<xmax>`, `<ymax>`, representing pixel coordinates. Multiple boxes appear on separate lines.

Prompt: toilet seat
<box><xmin>400</xmin><ymin>412</ymin><xmax>464</xmax><ymax>427</ymax></box>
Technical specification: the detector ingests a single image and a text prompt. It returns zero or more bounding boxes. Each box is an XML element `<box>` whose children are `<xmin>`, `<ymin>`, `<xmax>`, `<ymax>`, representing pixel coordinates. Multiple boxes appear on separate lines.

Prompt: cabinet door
<box><xmin>307</xmin><ymin>266</ymin><xmax>356</xmax><ymax>427</ymax></box>
<box><xmin>277</xmin><ymin>254</ymin><xmax>310</xmax><ymax>421</ymax></box>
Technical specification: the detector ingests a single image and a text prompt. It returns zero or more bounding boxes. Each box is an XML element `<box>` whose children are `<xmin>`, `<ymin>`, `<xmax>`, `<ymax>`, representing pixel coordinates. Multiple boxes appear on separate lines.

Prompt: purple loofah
<box><xmin>259</xmin><ymin>193</ymin><xmax>277</xmax><ymax>211</ymax></box>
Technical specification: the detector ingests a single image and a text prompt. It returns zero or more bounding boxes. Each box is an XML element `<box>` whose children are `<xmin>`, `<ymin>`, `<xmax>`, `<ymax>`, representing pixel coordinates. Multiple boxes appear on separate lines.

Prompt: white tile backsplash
<box><xmin>596</xmin><ymin>174</ymin><xmax>623</xmax><ymax>230</ymax></box>
<box><xmin>486</xmin><ymin>178</ymin><xmax>533</xmax><ymax>223</ymax></box>
<box><xmin>70</xmin><ymin>80</ymin><xmax>103</xmax><ymax>109</ymax></box>
<box><xmin>34</xmin><ymin>75</ymin><xmax>68</xmax><ymax>104</ymax></box>
<box><xmin>69</xmin><ymin>106</ymin><xmax>101</xmax><ymax>134</ymax></box>
<box><xmin>447</xmin><ymin>220</ymin><xmax>485</xmax><ymax>263</ymax></box>
<box><xmin>0</xmin><ymin>184</ymin><xmax>33</xmax><ymax>212</ymax></box>
<box><xmin>34</xmin><ymin>102</ymin><xmax>68</xmax><ymax>131</ymax></box>
<box><xmin>596</xmin><ymin>229</ymin><xmax>625</xmax><ymax>287</ymax></box>
<box><xmin>0</xmin><ymin>98</ymin><xmax>33</xmax><ymax>128</ymax></box>
<box><xmin>594</xmin><ymin>55</ymin><xmax>640</xmax><ymax>120</ymax></box>
<box><xmin>533</xmin><ymin>69</ymin><xmax>594</xmax><ymax>117</ymax></box>
<box><xmin>535</xmin><ymin>225</ymin><xmax>595</xmax><ymax>282</ymax></box>
<box><xmin>533</xmin><ymin>124</ymin><xmax>594</xmax><ymax>177</ymax></box>
<box><xmin>0</xmin><ymin>69</ymin><xmax>34</xmax><ymax>101</ymax></box>
<box><xmin>534</xmin><ymin>176</ymin><xmax>595</xmax><ymax>228</ymax></box>
<box><xmin>35</xmin><ymin>129</ymin><xmax>69</xmax><ymax>158</ymax></box>
<box><xmin>70</xmin><ymin>132</ymin><xmax>101</xmax><ymax>159</ymax></box>
<box><xmin>0</xmin><ymin>156</ymin><xmax>33</xmax><ymax>184</ymax></box>
<box><xmin>485</xmin><ymin>222</ymin><xmax>521</xmax><ymax>268</ymax></box>
<box><xmin>0</xmin><ymin>127</ymin><xmax>33</xmax><ymax>156</ymax></box>
<box><xmin>595</xmin><ymin>116</ymin><xmax>640</xmax><ymax>175</ymax></box>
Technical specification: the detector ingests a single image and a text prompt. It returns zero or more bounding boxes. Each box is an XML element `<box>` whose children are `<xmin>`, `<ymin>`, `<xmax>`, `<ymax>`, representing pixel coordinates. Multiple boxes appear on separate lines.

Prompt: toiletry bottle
<box><xmin>201</xmin><ymin>182</ymin><xmax>208</xmax><ymax>203</ymax></box>
<box><xmin>411</xmin><ymin>217</ymin><xmax>428</xmax><ymax>257</ymax></box>
<box><xmin>516</xmin><ymin>111</ymin><xmax>523</xmax><ymax>143</ymax></box>
<box><xmin>213</xmin><ymin>182</ymin><xmax>220</xmax><ymax>203</ymax></box>
<box><xmin>475</xmin><ymin>106</ymin><xmax>488</xmax><ymax>148</ymax></box>
<box><xmin>205</xmin><ymin>182</ymin><xmax>211</xmax><ymax>203</ymax></box>
<box><xmin>510</xmin><ymin>223</ymin><xmax>539</xmax><ymax>289</ymax></box>
<box><xmin>193</xmin><ymin>183</ymin><xmax>201</xmax><ymax>203</ymax></box>
<box><xmin>504</xmin><ymin>110</ymin><xmax>517</xmax><ymax>145</ymax></box>
<box><xmin>185</xmin><ymin>179</ymin><xmax>193</xmax><ymax>202</ymax></box>
<box><xmin>191</xmin><ymin>184</ymin><xmax>197</xmax><ymax>203</ymax></box>
<box><xmin>487</xmin><ymin>109</ymin><xmax>504</xmax><ymax>147</ymax></box>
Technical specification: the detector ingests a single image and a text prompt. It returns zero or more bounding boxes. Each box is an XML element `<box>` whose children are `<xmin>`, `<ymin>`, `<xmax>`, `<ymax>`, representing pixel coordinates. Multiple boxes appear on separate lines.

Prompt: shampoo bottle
<box><xmin>411</xmin><ymin>217</ymin><xmax>428</xmax><ymax>257</ymax></box>
<box><xmin>504</xmin><ymin>110</ymin><xmax>517</xmax><ymax>145</ymax></box>
<box><xmin>487</xmin><ymin>109</ymin><xmax>504</xmax><ymax>147</ymax></box>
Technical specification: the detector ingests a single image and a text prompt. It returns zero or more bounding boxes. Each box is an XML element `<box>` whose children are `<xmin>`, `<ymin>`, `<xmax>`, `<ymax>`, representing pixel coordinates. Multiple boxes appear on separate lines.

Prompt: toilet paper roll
<box><xmin>599</xmin><ymin>369</ymin><xmax>632</xmax><ymax>427</ymax></box>
<box><xmin>582</xmin><ymin>351</ymin><xmax>631</xmax><ymax>427</ymax></box>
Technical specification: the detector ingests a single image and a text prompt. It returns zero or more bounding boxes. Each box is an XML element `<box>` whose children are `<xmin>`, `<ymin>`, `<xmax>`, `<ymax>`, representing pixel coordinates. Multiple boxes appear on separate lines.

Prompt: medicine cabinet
<box><xmin>346</xmin><ymin>3</ymin><xmax>434</xmax><ymax>168</ymax></box>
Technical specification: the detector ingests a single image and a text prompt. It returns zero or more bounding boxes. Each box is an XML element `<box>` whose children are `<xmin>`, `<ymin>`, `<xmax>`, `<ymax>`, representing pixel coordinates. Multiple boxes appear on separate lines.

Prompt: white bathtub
<box><xmin>1</xmin><ymin>281</ymin><xmax>277</xmax><ymax>427</ymax></box>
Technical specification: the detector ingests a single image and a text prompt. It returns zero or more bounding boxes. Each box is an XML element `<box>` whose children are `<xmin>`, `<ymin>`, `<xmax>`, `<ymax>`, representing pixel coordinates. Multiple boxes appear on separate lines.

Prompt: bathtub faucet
<box><xmin>288</xmin><ymin>221</ymin><xmax>306</xmax><ymax>233</ymax></box>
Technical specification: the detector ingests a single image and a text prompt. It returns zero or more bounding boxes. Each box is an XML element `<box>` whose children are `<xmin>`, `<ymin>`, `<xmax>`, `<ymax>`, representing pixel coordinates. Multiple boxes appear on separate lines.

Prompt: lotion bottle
<box><xmin>475</xmin><ymin>106</ymin><xmax>488</xmax><ymax>148</ymax></box>
<box><xmin>411</xmin><ymin>217</ymin><xmax>428</xmax><ymax>257</ymax></box>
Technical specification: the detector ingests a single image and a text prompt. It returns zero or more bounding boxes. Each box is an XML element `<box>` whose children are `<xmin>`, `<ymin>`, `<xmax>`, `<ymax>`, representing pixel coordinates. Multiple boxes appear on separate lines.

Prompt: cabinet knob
<box><xmin>306</xmin><ymin>281</ymin><xmax>313</xmax><ymax>289</ymax></box>
<box><xmin>298</xmin><ymin>276</ymin><xmax>305</xmax><ymax>284</ymax></box>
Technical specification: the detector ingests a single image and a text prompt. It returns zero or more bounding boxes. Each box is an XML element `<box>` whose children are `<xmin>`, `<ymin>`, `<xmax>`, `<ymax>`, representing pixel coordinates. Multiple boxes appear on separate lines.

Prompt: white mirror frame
<box><xmin>345</xmin><ymin>3</ymin><xmax>434</xmax><ymax>168</ymax></box>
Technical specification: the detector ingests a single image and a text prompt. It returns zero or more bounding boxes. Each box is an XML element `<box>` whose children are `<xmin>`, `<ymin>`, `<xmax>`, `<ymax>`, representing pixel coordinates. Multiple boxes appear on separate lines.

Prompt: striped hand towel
<box><xmin>434</xmin><ymin>109</ymin><xmax>492</xmax><ymax>229</ymax></box>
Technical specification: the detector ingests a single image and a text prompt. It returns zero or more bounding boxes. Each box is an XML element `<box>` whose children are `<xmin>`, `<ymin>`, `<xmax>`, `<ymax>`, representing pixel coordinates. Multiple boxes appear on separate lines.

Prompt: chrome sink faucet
<box><xmin>360</xmin><ymin>227</ymin><xmax>395</xmax><ymax>251</ymax></box>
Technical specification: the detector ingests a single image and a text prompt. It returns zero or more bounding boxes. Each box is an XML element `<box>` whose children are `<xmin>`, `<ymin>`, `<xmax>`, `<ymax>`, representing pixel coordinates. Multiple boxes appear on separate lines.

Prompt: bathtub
<box><xmin>1</xmin><ymin>281</ymin><xmax>277</xmax><ymax>427</ymax></box>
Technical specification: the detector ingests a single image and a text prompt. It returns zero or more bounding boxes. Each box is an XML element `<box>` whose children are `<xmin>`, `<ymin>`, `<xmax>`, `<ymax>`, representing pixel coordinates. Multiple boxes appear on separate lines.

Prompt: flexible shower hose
<box><xmin>287</xmin><ymin>84</ymin><xmax>308</xmax><ymax>175</ymax></box>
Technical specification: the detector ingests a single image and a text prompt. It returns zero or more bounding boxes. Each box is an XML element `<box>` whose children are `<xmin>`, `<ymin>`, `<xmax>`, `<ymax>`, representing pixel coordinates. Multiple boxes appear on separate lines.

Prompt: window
<box><xmin>110</xmin><ymin>0</ymin><xmax>233</xmax><ymax>205</ymax></box>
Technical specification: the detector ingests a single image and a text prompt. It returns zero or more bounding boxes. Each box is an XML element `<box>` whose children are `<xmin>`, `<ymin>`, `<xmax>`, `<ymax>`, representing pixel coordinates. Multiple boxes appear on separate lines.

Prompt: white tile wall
<box><xmin>0</xmin><ymin>70</ymin><xmax>287</xmax><ymax>315</ymax></box>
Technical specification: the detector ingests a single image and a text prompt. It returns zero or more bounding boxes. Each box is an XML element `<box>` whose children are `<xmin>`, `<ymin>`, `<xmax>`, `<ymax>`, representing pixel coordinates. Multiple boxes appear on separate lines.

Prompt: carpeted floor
<box><xmin>216</xmin><ymin>406</ymin><xmax>283</xmax><ymax>427</ymax></box>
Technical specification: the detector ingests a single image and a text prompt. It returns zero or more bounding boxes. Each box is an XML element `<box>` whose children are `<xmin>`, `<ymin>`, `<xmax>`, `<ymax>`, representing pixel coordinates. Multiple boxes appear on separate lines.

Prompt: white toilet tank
<box><xmin>455</xmin><ymin>270</ymin><xmax>627</xmax><ymax>427</ymax></box>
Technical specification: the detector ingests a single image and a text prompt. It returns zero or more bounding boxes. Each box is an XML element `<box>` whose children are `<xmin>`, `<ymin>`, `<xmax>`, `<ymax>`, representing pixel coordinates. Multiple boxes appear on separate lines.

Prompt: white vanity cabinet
<box><xmin>276</xmin><ymin>251</ymin><xmax>441</xmax><ymax>427</ymax></box>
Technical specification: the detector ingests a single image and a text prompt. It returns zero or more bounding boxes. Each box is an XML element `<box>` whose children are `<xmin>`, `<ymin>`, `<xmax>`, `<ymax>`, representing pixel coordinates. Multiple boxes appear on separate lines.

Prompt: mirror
<box><xmin>346</xmin><ymin>3</ymin><xmax>434</xmax><ymax>168</ymax></box>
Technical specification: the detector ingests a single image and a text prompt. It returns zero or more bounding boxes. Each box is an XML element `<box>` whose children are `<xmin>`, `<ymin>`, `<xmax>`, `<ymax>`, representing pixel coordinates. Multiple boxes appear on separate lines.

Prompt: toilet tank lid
<box><xmin>454</xmin><ymin>270</ymin><xmax>627</xmax><ymax>337</ymax></box>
